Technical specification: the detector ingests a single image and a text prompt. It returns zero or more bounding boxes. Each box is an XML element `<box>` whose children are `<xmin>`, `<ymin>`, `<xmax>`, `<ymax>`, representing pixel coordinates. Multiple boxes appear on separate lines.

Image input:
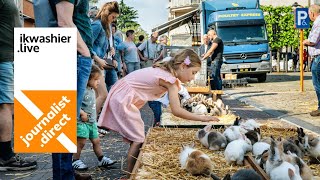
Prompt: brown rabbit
<box><xmin>179</xmin><ymin>144</ymin><xmax>214</xmax><ymax>177</ymax></box>
<box><xmin>185</xmin><ymin>150</ymin><xmax>213</xmax><ymax>176</ymax></box>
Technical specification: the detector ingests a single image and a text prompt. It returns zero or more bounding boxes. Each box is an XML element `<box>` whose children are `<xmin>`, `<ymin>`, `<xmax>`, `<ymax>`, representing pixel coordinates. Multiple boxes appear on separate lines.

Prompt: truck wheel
<box><xmin>257</xmin><ymin>73</ymin><xmax>267</xmax><ymax>82</ymax></box>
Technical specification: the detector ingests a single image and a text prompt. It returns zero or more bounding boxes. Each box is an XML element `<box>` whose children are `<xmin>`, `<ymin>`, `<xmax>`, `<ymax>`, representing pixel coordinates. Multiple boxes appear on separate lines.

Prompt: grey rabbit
<box><xmin>222</xmin><ymin>169</ymin><xmax>262</xmax><ymax>180</ymax></box>
<box><xmin>283</xmin><ymin>138</ymin><xmax>304</xmax><ymax>158</ymax></box>
<box><xmin>196</xmin><ymin>125</ymin><xmax>227</xmax><ymax>150</ymax></box>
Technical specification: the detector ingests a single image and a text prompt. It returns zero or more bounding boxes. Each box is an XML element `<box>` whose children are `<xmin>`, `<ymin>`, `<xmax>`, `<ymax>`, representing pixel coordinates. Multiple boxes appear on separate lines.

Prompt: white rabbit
<box><xmin>270</xmin><ymin>162</ymin><xmax>302</xmax><ymax>180</ymax></box>
<box><xmin>253</xmin><ymin>142</ymin><xmax>270</xmax><ymax>167</ymax></box>
<box><xmin>223</xmin><ymin>126</ymin><xmax>248</xmax><ymax>143</ymax></box>
<box><xmin>253</xmin><ymin>142</ymin><xmax>270</xmax><ymax>157</ymax></box>
<box><xmin>224</xmin><ymin>134</ymin><xmax>252</xmax><ymax>165</ymax></box>
<box><xmin>192</xmin><ymin>104</ymin><xmax>208</xmax><ymax>114</ymax></box>
<box><xmin>240</xmin><ymin>119</ymin><xmax>260</xmax><ymax>131</ymax></box>
<box><xmin>196</xmin><ymin>125</ymin><xmax>227</xmax><ymax>150</ymax></box>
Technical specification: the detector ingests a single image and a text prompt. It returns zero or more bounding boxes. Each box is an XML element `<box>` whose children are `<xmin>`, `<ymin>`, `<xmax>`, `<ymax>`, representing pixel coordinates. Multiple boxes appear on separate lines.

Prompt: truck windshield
<box><xmin>217</xmin><ymin>25</ymin><xmax>267</xmax><ymax>42</ymax></box>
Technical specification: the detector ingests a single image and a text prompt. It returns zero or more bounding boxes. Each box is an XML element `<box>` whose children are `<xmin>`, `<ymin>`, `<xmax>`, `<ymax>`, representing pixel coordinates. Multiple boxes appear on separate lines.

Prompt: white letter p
<box><xmin>297</xmin><ymin>11</ymin><xmax>308</xmax><ymax>26</ymax></box>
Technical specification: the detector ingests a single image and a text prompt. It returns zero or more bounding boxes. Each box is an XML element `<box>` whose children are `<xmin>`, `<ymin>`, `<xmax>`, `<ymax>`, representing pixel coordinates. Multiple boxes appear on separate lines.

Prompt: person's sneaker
<box><xmin>0</xmin><ymin>155</ymin><xmax>37</xmax><ymax>171</ymax></box>
<box><xmin>72</xmin><ymin>160</ymin><xmax>88</xmax><ymax>170</ymax></box>
<box><xmin>310</xmin><ymin>109</ymin><xmax>320</xmax><ymax>116</ymax></box>
<box><xmin>98</xmin><ymin>156</ymin><xmax>116</xmax><ymax>167</ymax></box>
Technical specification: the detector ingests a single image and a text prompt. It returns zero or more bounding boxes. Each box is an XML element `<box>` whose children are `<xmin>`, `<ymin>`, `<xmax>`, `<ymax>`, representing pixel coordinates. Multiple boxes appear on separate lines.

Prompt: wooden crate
<box><xmin>130</xmin><ymin>128</ymin><xmax>267</xmax><ymax>180</ymax></box>
<box><xmin>186</xmin><ymin>86</ymin><xmax>211</xmax><ymax>94</ymax></box>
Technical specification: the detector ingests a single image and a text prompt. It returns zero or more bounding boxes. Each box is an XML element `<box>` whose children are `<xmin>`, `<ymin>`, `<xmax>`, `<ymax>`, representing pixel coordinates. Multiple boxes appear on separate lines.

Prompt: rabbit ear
<box><xmin>233</xmin><ymin>118</ymin><xmax>240</xmax><ymax>126</ymax></box>
<box><xmin>181</xmin><ymin>144</ymin><xmax>185</xmax><ymax>150</ymax></box>
<box><xmin>297</xmin><ymin>127</ymin><xmax>301</xmax><ymax>134</ymax></box>
<box><xmin>288</xmin><ymin>168</ymin><xmax>295</xmax><ymax>179</ymax></box>
<box><xmin>255</xmin><ymin>128</ymin><xmax>261</xmax><ymax>134</ymax></box>
<box><xmin>190</xmin><ymin>142</ymin><xmax>195</xmax><ymax>148</ymax></box>
<box><xmin>241</xmin><ymin>134</ymin><xmax>246</xmax><ymax>140</ymax></box>
<box><xmin>300</xmin><ymin>128</ymin><xmax>305</xmax><ymax>136</ymax></box>
<box><xmin>271</xmin><ymin>135</ymin><xmax>275</xmax><ymax>140</ymax></box>
<box><xmin>203</xmin><ymin>125</ymin><xmax>212</xmax><ymax>132</ymax></box>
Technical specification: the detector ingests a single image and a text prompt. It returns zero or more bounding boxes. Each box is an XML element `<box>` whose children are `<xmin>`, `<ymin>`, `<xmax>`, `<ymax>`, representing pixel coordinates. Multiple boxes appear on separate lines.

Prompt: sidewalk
<box><xmin>225</xmin><ymin>72</ymin><xmax>320</xmax><ymax>134</ymax></box>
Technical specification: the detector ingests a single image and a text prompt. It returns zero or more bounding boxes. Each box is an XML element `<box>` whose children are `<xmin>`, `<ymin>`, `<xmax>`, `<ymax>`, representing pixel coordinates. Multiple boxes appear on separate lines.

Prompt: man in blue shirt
<box><xmin>118</xmin><ymin>30</ymin><xmax>140</xmax><ymax>74</ymax></box>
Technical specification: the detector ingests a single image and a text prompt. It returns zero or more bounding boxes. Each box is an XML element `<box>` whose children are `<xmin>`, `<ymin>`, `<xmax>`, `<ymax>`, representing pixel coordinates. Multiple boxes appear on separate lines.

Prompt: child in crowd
<box><xmin>98</xmin><ymin>49</ymin><xmax>219</xmax><ymax>176</ymax></box>
<box><xmin>73</xmin><ymin>65</ymin><xmax>116</xmax><ymax>170</ymax></box>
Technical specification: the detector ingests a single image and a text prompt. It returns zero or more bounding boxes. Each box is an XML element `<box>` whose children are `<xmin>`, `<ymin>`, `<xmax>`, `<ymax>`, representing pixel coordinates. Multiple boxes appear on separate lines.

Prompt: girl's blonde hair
<box><xmin>153</xmin><ymin>49</ymin><xmax>201</xmax><ymax>76</ymax></box>
<box><xmin>95</xmin><ymin>1</ymin><xmax>120</xmax><ymax>38</ymax></box>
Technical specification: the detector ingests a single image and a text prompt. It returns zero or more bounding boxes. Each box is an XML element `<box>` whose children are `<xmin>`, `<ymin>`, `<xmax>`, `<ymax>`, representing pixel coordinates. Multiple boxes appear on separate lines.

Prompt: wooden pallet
<box><xmin>186</xmin><ymin>86</ymin><xmax>211</xmax><ymax>93</ymax></box>
<box><xmin>160</xmin><ymin>111</ymin><xmax>238</xmax><ymax>127</ymax></box>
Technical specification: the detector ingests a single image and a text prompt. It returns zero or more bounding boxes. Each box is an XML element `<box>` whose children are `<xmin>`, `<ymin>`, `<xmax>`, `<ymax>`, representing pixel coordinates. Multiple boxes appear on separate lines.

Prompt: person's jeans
<box><xmin>52</xmin><ymin>55</ymin><xmax>92</xmax><ymax>180</ymax></box>
<box><xmin>52</xmin><ymin>153</ymin><xmax>74</xmax><ymax>180</ymax></box>
<box><xmin>311</xmin><ymin>56</ymin><xmax>320</xmax><ymax>109</ymax></box>
<box><xmin>210</xmin><ymin>60</ymin><xmax>223</xmax><ymax>90</ymax></box>
<box><xmin>148</xmin><ymin>101</ymin><xmax>162</xmax><ymax>126</ymax></box>
<box><xmin>105</xmin><ymin>69</ymin><xmax>118</xmax><ymax>91</ymax></box>
<box><xmin>140</xmin><ymin>60</ymin><xmax>153</xmax><ymax>69</ymax></box>
<box><xmin>77</xmin><ymin>55</ymin><xmax>92</xmax><ymax>117</ymax></box>
<box><xmin>115</xmin><ymin>52</ymin><xmax>122</xmax><ymax>72</ymax></box>
<box><xmin>126</xmin><ymin>62</ymin><xmax>140</xmax><ymax>74</ymax></box>
<box><xmin>0</xmin><ymin>62</ymin><xmax>14</xmax><ymax>104</ymax></box>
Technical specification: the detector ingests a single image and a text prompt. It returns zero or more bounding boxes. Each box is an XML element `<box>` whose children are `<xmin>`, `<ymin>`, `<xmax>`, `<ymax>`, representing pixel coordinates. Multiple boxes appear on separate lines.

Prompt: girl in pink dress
<box><xmin>98</xmin><ymin>49</ymin><xmax>219</xmax><ymax>175</ymax></box>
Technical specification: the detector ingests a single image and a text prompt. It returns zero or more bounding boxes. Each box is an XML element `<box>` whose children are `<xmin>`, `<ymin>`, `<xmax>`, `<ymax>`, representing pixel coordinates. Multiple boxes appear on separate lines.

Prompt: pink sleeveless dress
<box><xmin>97</xmin><ymin>67</ymin><xmax>178</xmax><ymax>143</ymax></box>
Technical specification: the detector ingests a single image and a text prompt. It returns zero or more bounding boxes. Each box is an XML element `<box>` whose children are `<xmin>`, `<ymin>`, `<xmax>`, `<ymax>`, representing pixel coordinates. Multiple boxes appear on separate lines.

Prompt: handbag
<box><xmin>103</xmin><ymin>57</ymin><xmax>115</xmax><ymax>69</ymax></box>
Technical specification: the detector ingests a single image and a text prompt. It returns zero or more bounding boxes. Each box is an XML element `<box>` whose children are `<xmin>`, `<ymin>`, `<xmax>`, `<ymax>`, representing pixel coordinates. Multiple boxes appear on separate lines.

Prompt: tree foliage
<box><xmin>116</xmin><ymin>0</ymin><xmax>148</xmax><ymax>41</ymax></box>
<box><xmin>261</xmin><ymin>5</ymin><xmax>312</xmax><ymax>50</ymax></box>
<box><xmin>117</xmin><ymin>0</ymin><xmax>139</xmax><ymax>30</ymax></box>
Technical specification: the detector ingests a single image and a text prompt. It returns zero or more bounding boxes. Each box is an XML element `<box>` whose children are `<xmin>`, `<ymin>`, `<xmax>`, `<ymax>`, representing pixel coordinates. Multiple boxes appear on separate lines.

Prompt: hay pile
<box><xmin>133</xmin><ymin>128</ymin><xmax>251</xmax><ymax>180</ymax></box>
<box><xmin>132</xmin><ymin>121</ymin><xmax>320</xmax><ymax>179</ymax></box>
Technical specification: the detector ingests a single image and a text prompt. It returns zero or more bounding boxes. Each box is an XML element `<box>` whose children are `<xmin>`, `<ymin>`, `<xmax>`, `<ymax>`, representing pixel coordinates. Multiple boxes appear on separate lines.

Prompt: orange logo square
<box><xmin>14</xmin><ymin>90</ymin><xmax>77</xmax><ymax>153</ymax></box>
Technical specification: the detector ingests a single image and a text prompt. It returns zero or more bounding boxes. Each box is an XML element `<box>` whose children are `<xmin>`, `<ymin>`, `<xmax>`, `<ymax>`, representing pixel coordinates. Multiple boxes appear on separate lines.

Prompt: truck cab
<box><xmin>200</xmin><ymin>0</ymin><xmax>270</xmax><ymax>82</ymax></box>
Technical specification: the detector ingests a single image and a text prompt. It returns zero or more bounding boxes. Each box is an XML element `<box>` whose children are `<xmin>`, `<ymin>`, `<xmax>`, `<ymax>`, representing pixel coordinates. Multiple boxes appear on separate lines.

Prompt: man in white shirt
<box><xmin>303</xmin><ymin>4</ymin><xmax>320</xmax><ymax>116</ymax></box>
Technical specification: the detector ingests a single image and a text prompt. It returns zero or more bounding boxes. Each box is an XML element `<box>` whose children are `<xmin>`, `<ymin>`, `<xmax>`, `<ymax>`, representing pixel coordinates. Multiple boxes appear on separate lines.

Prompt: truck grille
<box><xmin>224</xmin><ymin>53</ymin><xmax>263</xmax><ymax>60</ymax></box>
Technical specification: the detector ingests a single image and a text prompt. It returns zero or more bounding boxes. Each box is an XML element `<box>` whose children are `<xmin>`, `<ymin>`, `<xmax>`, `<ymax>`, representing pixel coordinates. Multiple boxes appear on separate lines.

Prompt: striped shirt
<box><xmin>308</xmin><ymin>16</ymin><xmax>320</xmax><ymax>57</ymax></box>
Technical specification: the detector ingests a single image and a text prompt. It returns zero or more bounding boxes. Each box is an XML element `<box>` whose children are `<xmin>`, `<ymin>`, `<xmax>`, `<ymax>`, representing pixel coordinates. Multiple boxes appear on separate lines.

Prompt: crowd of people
<box><xmin>1</xmin><ymin>0</ymin><xmax>320</xmax><ymax>180</ymax></box>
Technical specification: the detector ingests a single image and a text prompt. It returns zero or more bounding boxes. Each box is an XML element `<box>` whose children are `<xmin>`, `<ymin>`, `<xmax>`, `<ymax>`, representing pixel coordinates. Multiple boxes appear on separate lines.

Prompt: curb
<box><xmin>225</xmin><ymin>91</ymin><xmax>320</xmax><ymax>134</ymax></box>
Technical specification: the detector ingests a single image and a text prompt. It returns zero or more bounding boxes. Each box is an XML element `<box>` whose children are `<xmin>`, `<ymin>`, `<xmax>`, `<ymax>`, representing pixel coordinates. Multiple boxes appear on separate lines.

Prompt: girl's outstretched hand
<box><xmin>200</xmin><ymin>115</ymin><xmax>220</xmax><ymax>122</ymax></box>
